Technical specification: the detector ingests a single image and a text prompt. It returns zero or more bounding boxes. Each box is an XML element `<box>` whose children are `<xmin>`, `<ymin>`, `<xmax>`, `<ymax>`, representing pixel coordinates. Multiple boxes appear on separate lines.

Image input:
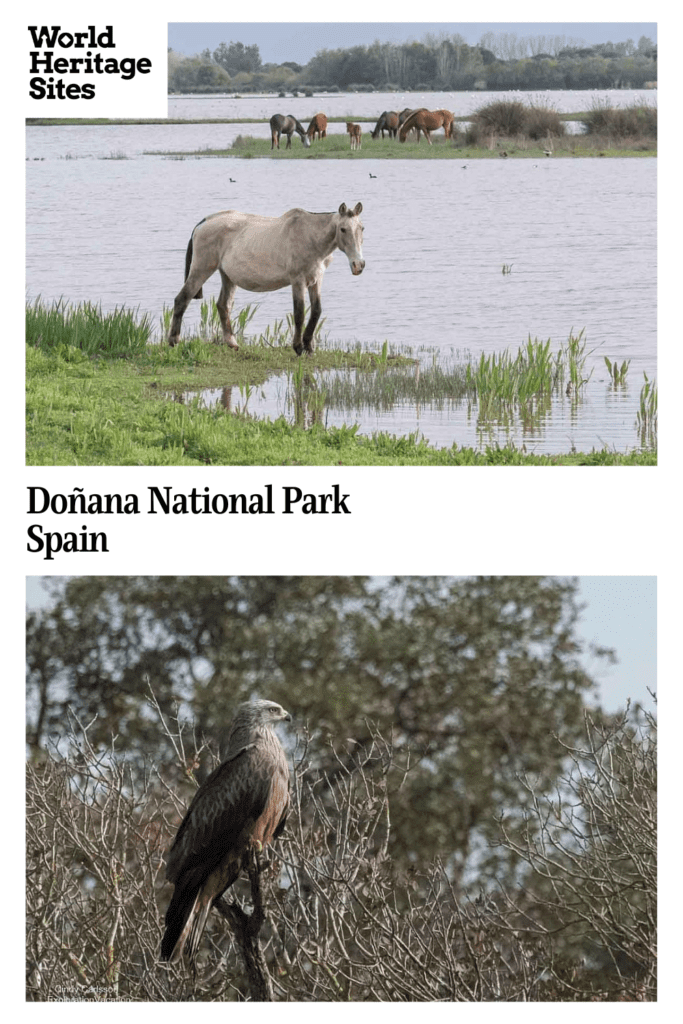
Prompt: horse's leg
<box><xmin>291</xmin><ymin>280</ymin><xmax>307</xmax><ymax>355</ymax></box>
<box><xmin>168</xmin><ymin>266</ymin><xmax>215</xmax><ymax>346</ymax></box>
<box><xmin>216</xmin><ymin>270</ymin><xmax>239</xmax><ymax>350</ymax></box>
<box><xmin>302</xmin><ymin>279</ymin><xmax>323</xmax><ymax>354</ymax></box>
<box><xmin>286</xmin><ymin>133</ymin><xmax>292</xmax><ymax>149</ymax></box>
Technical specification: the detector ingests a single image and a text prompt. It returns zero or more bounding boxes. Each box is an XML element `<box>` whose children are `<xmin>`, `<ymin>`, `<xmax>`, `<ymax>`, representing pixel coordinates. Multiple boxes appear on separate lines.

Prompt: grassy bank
<box><xmin>26</xmin><ymin>301</ymin><xmax>655</xmax><ymax>466</ymax></box>
<box><xmin>154</xmin><ymin>131</ymin><xmax>655</xmax><ymax>160</ymax></box>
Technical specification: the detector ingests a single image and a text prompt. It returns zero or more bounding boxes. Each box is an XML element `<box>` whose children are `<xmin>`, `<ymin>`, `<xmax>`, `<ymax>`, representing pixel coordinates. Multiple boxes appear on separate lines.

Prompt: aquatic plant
<box><xmin>635</xmin><ymin>373</ymin><xmax>657</xmax><ymax>448</ymax></box>
<box><xmin>26</xmin><ymin>297</ymin><xmax>152</xmax><ymax>356</ymax></box>
<box><xmin>604</xmin><ymin>355</ymin><xmax>630</xmax><ymax>386</ymax></box>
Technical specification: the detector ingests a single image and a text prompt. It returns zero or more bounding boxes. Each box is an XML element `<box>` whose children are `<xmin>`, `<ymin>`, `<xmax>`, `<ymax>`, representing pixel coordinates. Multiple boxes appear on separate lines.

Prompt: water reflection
<box><xmin>26</xmin><ymin>103</ymin><xmax>656</xmax><ymax>453</ymax></box>
<box><xmin>168</xmin><ymin>358</ymin><xmax>654</xmax><ymax>455</ymax></box>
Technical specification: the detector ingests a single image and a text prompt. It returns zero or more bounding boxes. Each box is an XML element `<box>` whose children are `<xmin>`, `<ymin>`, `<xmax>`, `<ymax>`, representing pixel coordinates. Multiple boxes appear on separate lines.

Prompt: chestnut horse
<box><xmin>399</xmin><ymin>108</ymin><xmax>454</xmax><ymax>144</ymax></box>
<box><xmin>371</xmin><ymin>110</ymin><xmax>399</xmax><ymax>139</ymax></box>
<box><xmin>346</xmin><ymin>122</ymin><xmax>363</xmax><ymax>150</ymax></box>
<box><xmin>168</xmin><ymin>203</ymin><xmax>365</xmax><ymax>356</ymax></box>
<box><xmin>307</xmin><ymin>112</ymin><xmax>328</xmax><ymax>141</ymax></box>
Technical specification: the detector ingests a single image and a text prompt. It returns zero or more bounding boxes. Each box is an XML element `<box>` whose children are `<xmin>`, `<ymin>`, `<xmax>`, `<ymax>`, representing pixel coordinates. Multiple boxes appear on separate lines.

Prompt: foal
<box><xmin>346</xmin><ymin>122</ymin><xmax>363</xmax><ymax>150</ymax></box>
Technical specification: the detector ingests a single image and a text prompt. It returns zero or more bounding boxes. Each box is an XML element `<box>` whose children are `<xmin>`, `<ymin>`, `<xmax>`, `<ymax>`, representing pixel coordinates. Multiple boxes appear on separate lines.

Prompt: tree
<box><xmin>167</xmin><ymin>53</ymin><xmax>231</xmax><ymax>93</ymax></box>
<box><xmin>27</xmin><ymin>576</ymin><xmax>618</xmax><ymax>890</ymax></box>
<box><xmin>213</xmin><ymin>41</ymin><xmax>261</xmax><ymax>76</ymax></box>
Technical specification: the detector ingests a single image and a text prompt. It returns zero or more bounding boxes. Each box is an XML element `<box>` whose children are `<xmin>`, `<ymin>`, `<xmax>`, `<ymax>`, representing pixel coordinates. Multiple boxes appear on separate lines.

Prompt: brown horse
<box><xmin>399</xmin><ymin>108</ymin><xmax>454</xmax><ymax>144</ymax></box>
<box><xmin>371</xmin><ymin>110</ymin><xmax>399</xmax><ymax>139</ymax></box>
<box><xmin>307</xmin><ymin>112</ymin><xmax>328</xmax><ymax>141</ymax></box>
<box><xmin>346</xmin><ymin>122</ymin><xmax>362</xmax><ymax>150</ymax></box>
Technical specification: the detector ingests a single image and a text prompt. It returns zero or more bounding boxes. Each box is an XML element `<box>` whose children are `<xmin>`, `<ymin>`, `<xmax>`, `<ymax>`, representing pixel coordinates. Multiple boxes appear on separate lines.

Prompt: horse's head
<box><xmin>337</xmin><ymin>203</ymin><xmax>365</xmax><ymax>276</ymax></box>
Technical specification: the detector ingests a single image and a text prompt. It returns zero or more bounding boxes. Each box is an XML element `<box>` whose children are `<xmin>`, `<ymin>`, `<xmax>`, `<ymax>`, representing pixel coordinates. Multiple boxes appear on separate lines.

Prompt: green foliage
<box><xmin>604</xmin><ymin>355</ymin><xmax>630</xmax><ymax>385</ymax></box>
<box><xmin>27</xmin><ymin>576</ymin><xmax>615</xmax><ymax>886</ymax></box>
<box><xmin>167</xmin><ymin>52</ymin><xmax>232</xmax><ymax>94</ymax></box>
<box><xmin>466</xmin><ymin>330</ymin><xmax>593</xmax><ymax>407</ymax></box>
<box><xmin>635</xmin><ymin>373</ymin><xmax>657</xmax><ymax>449</ymax></box>
<box><xmin>167</xmin><ymin>33</ymin><xmax>656</xmax><ymax>93</ymax></box>
<box><xmin>26</xmin><ymin>297</ymin><xmax>152</xmax><ymax>357</ymax></box>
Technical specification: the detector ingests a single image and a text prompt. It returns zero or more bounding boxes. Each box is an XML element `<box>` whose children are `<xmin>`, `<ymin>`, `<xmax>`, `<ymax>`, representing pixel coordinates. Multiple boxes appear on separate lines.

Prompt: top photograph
<box><xmin>26</xmin><ymin>21</ymin><xmax>657</xmax><ymax>466</ymax></box>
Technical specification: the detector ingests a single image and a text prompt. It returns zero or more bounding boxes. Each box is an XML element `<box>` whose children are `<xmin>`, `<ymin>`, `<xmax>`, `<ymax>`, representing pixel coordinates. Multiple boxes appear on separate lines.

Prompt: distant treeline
<box><xmin>168</xmin><ymin>32</ymin><xmax>657</xmax><ymax>94</ymax></box>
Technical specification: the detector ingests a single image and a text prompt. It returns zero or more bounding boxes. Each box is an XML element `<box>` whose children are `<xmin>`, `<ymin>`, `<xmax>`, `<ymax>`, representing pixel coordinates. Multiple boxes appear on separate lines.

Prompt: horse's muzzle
<box><xmin>351</xmin><ymin>260</ymin><xmax>365</xmax><ymax>276</ymax></box>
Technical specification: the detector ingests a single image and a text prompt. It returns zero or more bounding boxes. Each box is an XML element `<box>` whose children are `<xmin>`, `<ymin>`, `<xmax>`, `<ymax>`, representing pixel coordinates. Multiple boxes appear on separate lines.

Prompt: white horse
<box><xmin>168</xmin><ymin>203</ymin><xmax>365</xmax><ymax>355</ymax></box>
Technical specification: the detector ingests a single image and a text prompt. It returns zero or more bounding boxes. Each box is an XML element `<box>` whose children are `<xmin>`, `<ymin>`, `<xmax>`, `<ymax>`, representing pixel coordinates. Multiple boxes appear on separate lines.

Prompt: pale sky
<box><xmin>26</xmin><ymin>576</ymin><xmax>656</xmax><ymax>714</ymax></box>
<box><xmin>167</xmin><ymin>22</ymin><xmax>657</xmax><ymax>65</ymax></box>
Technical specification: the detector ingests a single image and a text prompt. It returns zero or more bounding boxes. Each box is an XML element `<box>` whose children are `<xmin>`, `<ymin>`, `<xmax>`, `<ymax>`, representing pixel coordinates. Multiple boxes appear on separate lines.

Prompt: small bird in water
<box><xmin>369</xmin><ymin>173</ymin><xmax>377</xmax><ymax>178</ymax></box>
<box><xmin>229</xmin><ymin>177</ymin><xmax>236</xmax><ymax>182</ymax></box>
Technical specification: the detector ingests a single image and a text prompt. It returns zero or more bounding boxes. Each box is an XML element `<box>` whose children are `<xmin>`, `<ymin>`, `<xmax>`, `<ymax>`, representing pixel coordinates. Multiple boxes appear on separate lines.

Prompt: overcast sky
<box><xmin>167</xmin><ymin>22</ymin><xmax>657</xmax><ymax>65</ymax></box>
<box><xmin>26</xmin><ymin>576</ymin><xmax>656</xmax><ymax>714</ymax></box>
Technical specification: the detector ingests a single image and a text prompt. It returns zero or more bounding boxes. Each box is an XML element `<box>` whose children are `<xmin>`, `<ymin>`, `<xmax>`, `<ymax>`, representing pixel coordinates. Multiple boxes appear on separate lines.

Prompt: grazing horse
<box><xmin>399</xmin><ymin>108</ymin><xmax>455</xmax><ymax>144</ymax></box>
<box><xmin>371</xmin><ymin>110</ymin><xmax>399</xmax><ymax>139</ymax></box>
<box><xmin>397</xmin><ymin>108</ymin><xmax>421</xmax><ymax>140</ymax></box>
<box><xmin>306</xmin><ymin>112</ymin><xmax>328</xmax><ymax>141</ymax></box>
<box><xmin>346</xmin><ymin>122</ymin><xmax>362</xmax><ymax>150</ymax></box>
<box><xmin>168</xmin><ymin>203</ymin><xmax>365</xmax><ymax>356</ymax></box>
<box><xmin>270</xmin><ymin>114</ymin><xmax>310</xmax><ymax>150</ymax></box>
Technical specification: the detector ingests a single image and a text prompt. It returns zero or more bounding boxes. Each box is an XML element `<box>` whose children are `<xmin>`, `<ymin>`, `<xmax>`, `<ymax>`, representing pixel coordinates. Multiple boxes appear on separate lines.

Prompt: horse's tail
<box><xmin>185</xmin><ymin>226</ymin><xmax>203</xmax><ymax>300</ymax></box>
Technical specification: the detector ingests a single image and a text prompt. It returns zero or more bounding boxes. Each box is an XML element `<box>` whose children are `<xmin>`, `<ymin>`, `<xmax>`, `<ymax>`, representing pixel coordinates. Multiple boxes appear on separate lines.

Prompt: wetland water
<box><xmin>26</xmin><ymin>99</ymin><xmax>655</xmax><ymax>453</ymax></box>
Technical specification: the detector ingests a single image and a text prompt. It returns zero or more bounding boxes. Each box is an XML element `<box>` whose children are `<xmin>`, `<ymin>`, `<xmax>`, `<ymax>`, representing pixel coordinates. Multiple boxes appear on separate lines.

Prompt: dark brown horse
<box><xmin>371</xmin><ymin>110</ymin><xmax>399</xmax><ymax>139</ymax></box>
<box><xmin>270</xmin><ymin>114</ymin><xmax>311</xmax><ymax>150</ymax></box>
<box><xmin>306</xmin><ymin>112</ymin><xmax>328</xmax><ymax>141</ymax></box>
<box><xmin>399</xmin><ymin>108</ymin><xmax>455</xmax><ymax>144</ymax></box>
<box><xmin>346</xmin><ymin>122</ymin><xmax>362</xmax><ymax>150</ymax></box>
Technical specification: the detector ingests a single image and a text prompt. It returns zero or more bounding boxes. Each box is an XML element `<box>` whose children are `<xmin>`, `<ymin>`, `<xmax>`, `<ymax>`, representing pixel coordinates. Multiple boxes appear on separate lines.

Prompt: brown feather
<box><xmin>160</xmin><ymin>700</ymin><xmax>290</xmax><ymax>962</ymax></box>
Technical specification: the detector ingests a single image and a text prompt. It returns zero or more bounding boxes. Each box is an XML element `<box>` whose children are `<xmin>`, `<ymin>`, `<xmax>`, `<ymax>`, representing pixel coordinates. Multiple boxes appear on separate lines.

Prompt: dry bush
<box><xmin>581</xmin><ymin>103</ymin><xmax>657</xmax><ymax>140</ymax></box>
<box><xmin>524</xmin><ymin>104</ymin><xmax>566</xmax><ymax>140</ymax></box>
<box><xmin>26</xmin><ymin>707</ymin><xmax>656</xmax><ymax>1001</ymax></box>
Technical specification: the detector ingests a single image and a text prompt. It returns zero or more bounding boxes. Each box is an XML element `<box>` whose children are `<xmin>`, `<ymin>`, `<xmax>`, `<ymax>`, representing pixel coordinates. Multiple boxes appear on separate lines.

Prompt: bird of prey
<box><xmin>160</xmin><ymin>699</ymin><xmax>291</xmax><ymax>962</ymax></box>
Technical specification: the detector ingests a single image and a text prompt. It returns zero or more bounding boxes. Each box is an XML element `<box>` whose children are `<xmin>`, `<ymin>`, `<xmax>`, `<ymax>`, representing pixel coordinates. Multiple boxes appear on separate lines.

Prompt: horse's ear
<box><xmin>353</xmin><ymin>202</ymin><xmax>363</xmax><ymax>216</ymax></box>
<box><xmin>338</xmin><ymin>203</ymin><xmax>348</xmax><ymax>215</ymax></box>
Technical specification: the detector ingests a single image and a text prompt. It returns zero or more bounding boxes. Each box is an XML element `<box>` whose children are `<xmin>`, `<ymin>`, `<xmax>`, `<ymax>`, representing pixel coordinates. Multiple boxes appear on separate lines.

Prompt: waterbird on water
<box><xmin>369</xmin><ymin>173</ymin><xmax>377</xmax><ymax>178</ymax></box>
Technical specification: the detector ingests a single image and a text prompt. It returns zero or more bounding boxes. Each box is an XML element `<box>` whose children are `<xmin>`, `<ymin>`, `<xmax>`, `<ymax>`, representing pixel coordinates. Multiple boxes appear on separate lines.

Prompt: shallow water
<box><xmin>167</xmin><ymin>88</ymin><xmax>654</xmax><ymax>121</ymax></box>
<box><xmin>26</xmin><ymin>109</ymin><xmax>656</xmax><ymax>454</ymax></box>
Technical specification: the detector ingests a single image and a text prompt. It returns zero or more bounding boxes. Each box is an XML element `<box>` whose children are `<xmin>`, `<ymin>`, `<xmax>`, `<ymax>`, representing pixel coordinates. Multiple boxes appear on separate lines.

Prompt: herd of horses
<box><xmin>270</xmin><ymin>107</ymin><xmax>455</xmax><ymax>149</ymax></box>
<box><xmin>168</xmin><ymin>106</ymin><xmax>454</xmax><ymax>351</ymax></box>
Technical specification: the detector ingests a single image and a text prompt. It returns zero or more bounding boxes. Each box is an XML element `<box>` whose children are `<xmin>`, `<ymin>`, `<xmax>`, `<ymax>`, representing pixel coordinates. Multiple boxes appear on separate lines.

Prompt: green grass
<box><xmin>467</xmin><ymin>330</ymin><xmax>593</xmax><ymax>402</ymax></box>
<box><xmin>151</xmin><ymin>130</ymin><xmax>656</xmax><ymax>160</ymax></box>
<box><xmin>25</xmin><ymin>300</ymin><xmax>656</xmax><ymax>466</ymax></box>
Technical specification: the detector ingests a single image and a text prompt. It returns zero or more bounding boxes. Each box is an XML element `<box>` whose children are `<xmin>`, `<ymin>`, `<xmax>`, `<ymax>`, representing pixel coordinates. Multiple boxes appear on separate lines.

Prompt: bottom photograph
<box><xmin>26</xmin><ymin>575</ymin><xmax>656</xmax><ymax>1002</ymax></box>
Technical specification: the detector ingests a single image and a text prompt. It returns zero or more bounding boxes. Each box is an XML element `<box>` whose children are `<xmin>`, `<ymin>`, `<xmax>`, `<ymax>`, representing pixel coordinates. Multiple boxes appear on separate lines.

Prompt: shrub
<box><xmin>26</xmin><ymin>701</ymin><xmax>656</xmax><ymax>1001</ymax></box>
<box><xmin>524</xmin><ymin>104</ymin><xmax>566</xmax><ymax>140</ymax></box>
<box><xmin>472</xmin><ymin>99</ymin><xmax>527</xmax><ymax>136</ymax></box>
<box><xmin>581</xmin><ymin>102</ymin><xmax>657</xmax><ymax>139</ymax></box>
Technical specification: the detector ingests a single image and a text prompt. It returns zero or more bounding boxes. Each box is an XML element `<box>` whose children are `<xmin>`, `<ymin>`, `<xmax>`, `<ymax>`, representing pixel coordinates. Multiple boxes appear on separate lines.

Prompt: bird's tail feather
<box><xmin>160</xmin><ymin>881</ymin><xmax>201</xmax><ymax>962</ymax></box>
